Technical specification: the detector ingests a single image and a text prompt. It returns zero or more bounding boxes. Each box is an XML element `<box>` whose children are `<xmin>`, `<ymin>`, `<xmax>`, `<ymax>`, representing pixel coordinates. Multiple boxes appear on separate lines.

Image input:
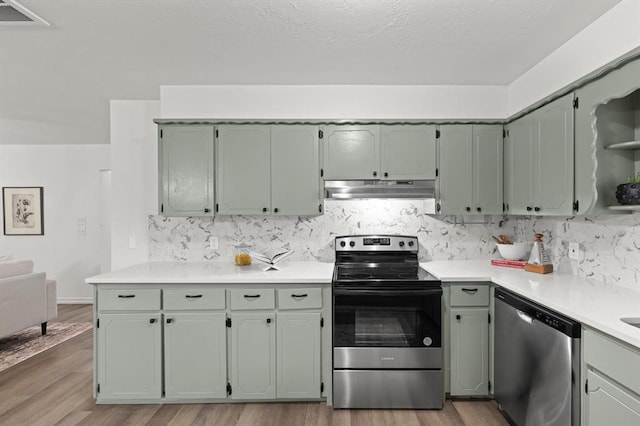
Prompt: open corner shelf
<box><xmin>608</xmin><ymin>205</ymin><xmax>640</xmax><ymax>212</ymax></box>
<box><xmin>604</xmin><ymin>140</ymin><xmax>640</xmax><ymax>150</ymax></box>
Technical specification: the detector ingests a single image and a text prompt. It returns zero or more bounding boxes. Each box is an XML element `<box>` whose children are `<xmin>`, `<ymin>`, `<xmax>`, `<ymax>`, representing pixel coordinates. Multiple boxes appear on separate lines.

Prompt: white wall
<box><xmin>160</xmin><ymin>85</ymin><xmax>508</xmax><ymax>119</ymax></box>
<box><xmin>508</xmin><ymin>0</ymin><xmax>640</xmax><ymax>115</ymax></box>
<box><xmin>109</xmin><ymin>100</ymin><xmax>160</xmax><ymax>270</ymax></box>
<box><xmin>0</xmin><ymin>145</ymin><xmax>110</xmax><ymax>302</ymax></box>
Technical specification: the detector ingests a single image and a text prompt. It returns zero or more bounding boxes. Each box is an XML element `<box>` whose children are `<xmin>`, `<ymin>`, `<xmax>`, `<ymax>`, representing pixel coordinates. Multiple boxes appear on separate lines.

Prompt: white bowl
<box><xmin>496</xmin><ymin>243</ymin><xmax>531</xmax><ymax>261</ymax></box>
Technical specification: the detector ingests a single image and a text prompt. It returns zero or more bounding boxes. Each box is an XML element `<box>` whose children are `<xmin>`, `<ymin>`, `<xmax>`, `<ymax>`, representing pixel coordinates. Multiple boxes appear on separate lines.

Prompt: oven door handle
<box><xmin>333</xmin><ymin>287</ymin><xmax>442</xmax><ymax>297</ymax></box>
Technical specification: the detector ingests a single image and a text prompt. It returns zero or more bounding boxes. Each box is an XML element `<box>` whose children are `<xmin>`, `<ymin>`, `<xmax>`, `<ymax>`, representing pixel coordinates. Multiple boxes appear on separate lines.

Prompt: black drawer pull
<box><xmin>461</xmin><ymin>288</ymin><xmax>478</xmax><ymax>294</ymax></box>
<box><xmin>149</xmin><ymin>318</ymin><xmax>157</xmax><ymax>324</ymax></box>
<box><xmin>244</xmin><ymin>294</ymin><xmax>261</xmax><ymax>299</ymax></box>
<box><xmin>291</xmin><ymin>294</ymin><xmax>308</xmax><ymax>299</ymax></box>
<box><xmin>166</xmin><ymin>318</ymin><xmax>174</xmax><ymax>324</ymax></box>
<box><xmin>266</xmin><ymin>318</ymin><xmax>272</xmax><ymax>324</ymax></box>
<box><xmin>456</xmin><ymin>315</ymin><xmax>461</xmax><ymax>321</ymax></box>
<box><xmin>118</xmin><ymin>294</ymin><xmax>136</xmax><ymax>298</ymax></box>
<box><xmin>185</xmin><ymin>295</ymin><xmax>203</xmax><ymax>299</ymax></box>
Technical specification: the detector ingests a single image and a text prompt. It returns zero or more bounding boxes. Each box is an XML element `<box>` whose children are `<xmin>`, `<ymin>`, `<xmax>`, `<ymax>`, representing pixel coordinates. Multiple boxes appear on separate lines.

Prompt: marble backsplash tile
<box><xmin>148</xmin><ymin>200</ymin><xmax>640</xmax><ymax>288</ymax></box>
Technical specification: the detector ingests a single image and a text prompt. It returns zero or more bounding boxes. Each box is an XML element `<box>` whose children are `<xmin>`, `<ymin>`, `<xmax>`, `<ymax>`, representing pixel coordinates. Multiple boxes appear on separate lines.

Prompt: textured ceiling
<box><xmin>0</xmin><ymin>0</ymin><xmax>623</xmax><ymax>144</ymax></box>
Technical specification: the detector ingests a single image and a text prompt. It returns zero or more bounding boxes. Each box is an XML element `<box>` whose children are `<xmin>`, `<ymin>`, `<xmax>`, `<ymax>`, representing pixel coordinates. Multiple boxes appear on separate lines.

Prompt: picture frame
<box><xmin>2</xmin><ymin>187</ymin><xmax>44</xmax><ymax>236</ymax></box>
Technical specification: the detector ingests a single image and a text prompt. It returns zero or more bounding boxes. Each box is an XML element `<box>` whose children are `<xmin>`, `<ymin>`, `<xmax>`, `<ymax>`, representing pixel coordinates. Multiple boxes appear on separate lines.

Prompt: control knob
<box><xmin>399</xmin><ymin>241</ymin><xmax>405</xmax><ymax>247</ymax></box>
<box><xmin>340</xmin><ymin>241</ymin><xmax>346</xmax><ymax>247</ymax></box>
<box><xmin>349</xmin><ymin>241</ymin><xmax>355</xmax><ymax>247</ymax></box>
<box><xmin>408</xmin><ymin>241</ymin><xmax>414</xmax><ymax>247</ymax></box>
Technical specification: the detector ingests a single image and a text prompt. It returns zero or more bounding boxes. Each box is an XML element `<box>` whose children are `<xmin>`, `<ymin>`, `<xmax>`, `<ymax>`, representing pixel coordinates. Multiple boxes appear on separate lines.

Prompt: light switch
<box><xmin>129</xmin><ymin>236</ymin><xmax>137</xmax><ymax>249</ymax></box>
<box><xmin>210</xmin><ymin>237</ymin><xmax>219</xmax><ymax>250</ymax></box>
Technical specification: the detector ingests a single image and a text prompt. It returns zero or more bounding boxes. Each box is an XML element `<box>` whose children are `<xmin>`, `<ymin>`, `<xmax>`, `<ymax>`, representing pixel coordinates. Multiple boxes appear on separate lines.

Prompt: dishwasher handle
<box><xmin>516</xmin><ymin>309</ymin><xmax>534</xmax><ymax>324</ymax></box>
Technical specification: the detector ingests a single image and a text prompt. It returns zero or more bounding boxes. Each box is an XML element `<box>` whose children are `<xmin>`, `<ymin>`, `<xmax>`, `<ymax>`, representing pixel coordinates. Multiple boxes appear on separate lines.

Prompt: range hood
<box><xmin>324</xmin><ymin>180</ymin><xmax>435</xmax><ymax>200</ymax></box>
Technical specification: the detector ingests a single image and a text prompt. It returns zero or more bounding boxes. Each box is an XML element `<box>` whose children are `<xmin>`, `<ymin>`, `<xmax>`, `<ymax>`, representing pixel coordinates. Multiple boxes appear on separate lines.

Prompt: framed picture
<box><xmin>2</xmin><ymin>187</ymin><xmax>44</xmax><ymax>236</ymax></box>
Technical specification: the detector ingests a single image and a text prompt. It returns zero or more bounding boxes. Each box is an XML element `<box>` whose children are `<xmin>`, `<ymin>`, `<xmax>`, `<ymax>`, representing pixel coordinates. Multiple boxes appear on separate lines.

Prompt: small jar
<box><xmin>234</xmin><ymin>243</ymin><xmax>252</xmax><ymax>266</ymax></box>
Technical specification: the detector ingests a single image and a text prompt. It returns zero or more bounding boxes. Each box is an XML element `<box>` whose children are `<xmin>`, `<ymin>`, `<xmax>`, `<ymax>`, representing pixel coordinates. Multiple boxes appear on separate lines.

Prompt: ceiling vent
<box><xmin>0</xmin><ymin>0</ymin><xmax>48</xmax><ymax>26</ymax></box>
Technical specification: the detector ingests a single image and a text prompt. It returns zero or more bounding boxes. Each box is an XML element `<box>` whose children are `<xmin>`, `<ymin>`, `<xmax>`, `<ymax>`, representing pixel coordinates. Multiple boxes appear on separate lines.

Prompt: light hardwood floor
<box><xmin>0</xmin><ymin>305</ymin><xmax>508</xmax><ymax>426</ymax></box>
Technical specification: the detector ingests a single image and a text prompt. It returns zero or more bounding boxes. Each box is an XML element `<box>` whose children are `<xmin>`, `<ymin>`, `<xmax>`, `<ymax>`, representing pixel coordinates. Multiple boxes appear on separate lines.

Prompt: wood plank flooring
<box><xmin>0</xmin><ymin>305</ymin><xmax>508</xmax><ymax>426</ymax></box>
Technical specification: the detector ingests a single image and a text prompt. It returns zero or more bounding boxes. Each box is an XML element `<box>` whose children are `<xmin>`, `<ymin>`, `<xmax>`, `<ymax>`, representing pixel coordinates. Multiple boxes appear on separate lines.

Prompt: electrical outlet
<box><xmin>568</xmin><ymin>242</ymin><xmax>580</xmax><ymax>260</ymax></box>
<box><xmin>210</xmin><ymin>237</ymin><xmax>219</xmax><ymax>250</ymax></box>
<box><xmin>128</xmin><ymin>236</ymin><xmax>137</xmax><ymax>249</ymax></box>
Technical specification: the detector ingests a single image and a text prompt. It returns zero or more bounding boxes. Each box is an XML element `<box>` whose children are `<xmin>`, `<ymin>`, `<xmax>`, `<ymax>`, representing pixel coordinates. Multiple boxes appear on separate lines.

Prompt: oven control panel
<box><xmin>336</xmin><ymin>235</ymin><xmax>418</xmax><ymax>252</ymax></box>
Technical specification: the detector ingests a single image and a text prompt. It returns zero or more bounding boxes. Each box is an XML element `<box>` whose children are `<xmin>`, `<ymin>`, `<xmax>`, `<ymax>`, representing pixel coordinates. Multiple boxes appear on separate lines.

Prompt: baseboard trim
<box><xmin>58</xmin><ymin>298</ymin><xmax>94</xmax><ymax>304</ymax></box>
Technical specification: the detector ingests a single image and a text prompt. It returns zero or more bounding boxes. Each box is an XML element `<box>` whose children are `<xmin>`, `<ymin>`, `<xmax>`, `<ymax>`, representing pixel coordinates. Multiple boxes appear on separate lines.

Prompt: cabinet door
<box><xmin>505</xmin><ymin>115</ymin><xmax>535</xmax><ymax>214</ymax></box>
<box><xmin>380</xmin><ymin>125</ymin><xmax>437</xmax><ymax>180</ymax></box>
<box><xmin>164</xmin><ymin>313</ymin><xmax>227</xmax><ymax>399</ymax></box>
<box><xmin>271</xmin><ymin>125</ymin><xmax>322</xmax><ymax>216</ymax></box>
<box><xmin>216</xmin><ymin>125</ymin><xmax>271</xmax><ymax>214</ymax></box>
<box><xmin>231</xmin><ymin>312</ymin><xmax>276</xmax><ymax>399</ymax></box>
<box><xmin>160</xmin><ymin>125</ymin><xmax>214</xmax><ymax>216</ymax></box>
<box><xmin>534</xmin><ymin>92</ymin><xmax>575</xmax><ymax>215</ymax></box>
<box><xmin>277</xmin><ymin>312</ymin><xmax>321</xmax><ymax>399</ymax></box>
<box><xmin>323</xmin><ymin>125</ymin><xmax>380</xmax><ymax>179</ymax></box>
<box><xmin>96</xmin><ymin>313</ymin><xmax>162</xmax><ymax>401</ymax></box>
<box><xmin>472</xmin><ymin>125</ymin><xmax>503</xmax><ymax>214</ymax></box>
<box><xmin>587</xmin><ymin>369</ymin><xmax>640</xmax><ymax>426</ymax></box>
<box><xmin>438</xmin><ymin>125</ymin><xmax>473</xmax><ymax>214</ymax></box>
<box><xmin>450</xmin><ymin>308</ymin><xmax>489</xmax><ymax>396</ymax></box>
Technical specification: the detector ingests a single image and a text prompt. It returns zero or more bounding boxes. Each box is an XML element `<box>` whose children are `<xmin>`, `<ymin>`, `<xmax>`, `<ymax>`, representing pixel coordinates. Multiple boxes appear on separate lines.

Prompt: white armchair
<box><xmin>0</xmin><ymin>260</ymin><xmax>57</xmax><ymax>339</ymax></box>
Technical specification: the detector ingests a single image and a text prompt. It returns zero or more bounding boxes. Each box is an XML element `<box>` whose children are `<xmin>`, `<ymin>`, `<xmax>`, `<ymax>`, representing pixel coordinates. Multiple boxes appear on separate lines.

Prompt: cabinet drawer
<box><xmin>449</xmin><ymin>284</ymin><xmax>489</xmax><ymax>306</ymax></box>
<box><xmin>585</xmin><ymin>328</ymin><xmax>640</xmax><ymax>396</ymax></box>
<box><xmin>230</xmin><ymin>288</ymin><xmax>275</xmax><ymax>310</ymax></box>
<box><xmin>164</xmin><ymin>288</ymin><xmax>225</xmax><ymax>311</ymax></box>
<box><xmin>277</xmin><ymin>288</ymin><xmax>322</xmax><ymax>310</ymax></box>
<box><xmin>98</xmin><ymin>289</ymin><xmax>161</xmax><ymax>311</ymax></box>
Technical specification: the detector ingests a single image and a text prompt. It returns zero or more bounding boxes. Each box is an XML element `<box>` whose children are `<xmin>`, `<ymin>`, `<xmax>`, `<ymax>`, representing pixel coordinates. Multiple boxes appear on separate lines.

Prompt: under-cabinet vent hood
<box><xmin>324</xmin><ymin>180</ymin><xmax>435</xmax><ymax>200</ymax></box>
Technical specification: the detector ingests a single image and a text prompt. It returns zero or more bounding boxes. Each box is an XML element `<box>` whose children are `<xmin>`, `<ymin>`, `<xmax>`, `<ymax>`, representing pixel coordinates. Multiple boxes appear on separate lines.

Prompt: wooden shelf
<box><xmin>605</xmin><ymin>140</ymin><xmax>640</xmax><ymax>150</ymax></box>
<box><xmin>608</xmin><ymin>205</ymin><xmax>640</xmax><ymax>211</ymax></box>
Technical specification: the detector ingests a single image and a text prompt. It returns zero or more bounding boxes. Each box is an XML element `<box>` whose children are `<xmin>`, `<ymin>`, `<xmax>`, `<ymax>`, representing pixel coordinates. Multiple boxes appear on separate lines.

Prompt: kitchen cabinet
<box><xmin>438</xmin><ymin>125</ymin><xmax>503</xmax><ymax>215</ymax></box>
<box><xmin>583</xmin><ymin>328</ymin><xmax>640</xmax><ymax>426</ymax></box>
<box><xmin>216</xmin><ymin>125</ymin><xmax>322</xmax><ymax>215</ymax></box>
<box><xmin>158</xmin><ymin>124</ymin><xmax>215</xmax><ymax>217</ymax></box>
<box><xmin>505</xmin><ymin>93</ymin><xmax>575</xmax><ymax>215</ymax></box>
<box><xmin>96</xmin><ymin>288</ymin><xmax>162</xmax><ymax>401</ymax></box>
<box><xmin>323</xmin><ymin>124</ymin><xmax>437</xmax><ymax>180</ymax></box>
<box><xmin>445</xmin><ymin>283</ymin><xmax>491</xmax><ymax>397</ymax></box>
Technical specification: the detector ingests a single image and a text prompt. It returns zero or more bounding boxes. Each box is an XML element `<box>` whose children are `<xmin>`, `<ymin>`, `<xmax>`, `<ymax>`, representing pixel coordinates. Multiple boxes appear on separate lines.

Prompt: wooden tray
<box><xmin>524</xmin><ymin>263</ymin><xmax>554</xmax><ymax>274</ymax></box>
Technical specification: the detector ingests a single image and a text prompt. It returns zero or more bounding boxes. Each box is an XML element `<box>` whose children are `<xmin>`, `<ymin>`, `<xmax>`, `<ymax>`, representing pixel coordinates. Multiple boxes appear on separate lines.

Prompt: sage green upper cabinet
<box><xmin>380</xmin><ymin>125</ymin><xmax>437</xmax><ymax>179</ymax></box>
<box><xmin>438</xmin><ymin>125</ymin><xmax>503</xmax><ymax>215</ymax></box>
<box><xmin>159</xmin><ymin>125</ymin><xmax>215</xmax><ymax>216</ymax></box>
<box><xmin>216</xmin><ymin>125</ymin><xmax>322</xmax><ymax>215</ymax></box>
<box><xmin>271</xmin><ymin>125</ymin><xmax>322</xmax><ymax>215</ymax></box>
<box><xmin>323</xmin><ymin>125</ymin><xmax>380</xmax><ymax>179</ymax></box>
<box><xmin>216</xmin><ymin>125</ymin><xmax>271</xmax><ymax>215</ymax></box>
<box><xmin>505</xmin><ymin>93</ymin><xmax>575</xmax><ymax>215</ymax></box>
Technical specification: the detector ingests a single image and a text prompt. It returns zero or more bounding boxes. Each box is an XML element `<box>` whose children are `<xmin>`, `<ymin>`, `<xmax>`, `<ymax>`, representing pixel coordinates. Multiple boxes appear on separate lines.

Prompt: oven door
<box><xmin>333</xmin><ymin>286</ymin><xmax>442</xmax><ymax>369</ymax></box>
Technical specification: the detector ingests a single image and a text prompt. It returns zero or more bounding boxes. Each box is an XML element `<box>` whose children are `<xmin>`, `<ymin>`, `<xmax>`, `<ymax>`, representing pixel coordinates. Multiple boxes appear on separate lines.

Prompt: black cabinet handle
<box><xmin>262</xmin><ymin>207</ymin><xmax>268</xmax><ymax>212</ymax></box>
<box><xmin>466</xmin><ymin>207</ymin><xmax>471</xmax><ymax>212</ymax></box>
<box><xmin>534</xmin><ymin>207</ymin><xmax>541</xmax><ymax>212</ymax></box>
<box><xmin>274</xmin><ymin>208</ymin><xmax>279</xmax><ymax>213</ymax></box>
<box><xmin>384</xmin><ymin>172</ymin><xmax>389</xmax><ymax>178</ymax></box>
<box><xmin>204</xmin><ymin>208</ymin><xmax>210</xmax><ymax>213</ymax></box>
<box><xmin>456</xmin><ymin>315</ymin><xmax>461</xmax><ymax>321</ymax></box>
<box><xmin>185</xmin><ymin>294</ymin><xmax>203</xmax><ymax>299</ymax></box>
<box><xmin>266</xmin><ymin>318</ymin><xmax>272</xmax><ymax>324</ymax></box>
<box><xmin>244</xmin><ymin>294</ymin><xmax>261</xmax><ymax>299</ymax></box>
<box><xmin>149</xmin><ymin>318</ymin><xmax>157</xmax><ymax>324</ymax></box>
<box><xmin>477</xmin><ymin>207</ymin><xmax>482</xmax><ymax>212</ymax></box>
<box><xmin>166</xmin><ymin>318</ymin><xmax>174</xmax><ymax>324</ymax></box>
<box><xmin>118</xmin><ymin>294</ymin><xmax>135</xmax><ymax>298</ymax></box>
<box><xmin>373</xmin><ymin>171</ymin><xmax>377</xmax><ymax>177</ymax></box>
<box><xmin>291</xmin><ymin>294</ymin><xmax>308</xmax><ymax>299</ymax></box>
<box><xmin>461</xmin><ymin>288</ymin><xmax>478</xmax><ymax>294</ymax></box>
<box><xmin>526</xmin><ymin>206</ymin><xmax>533</xmax><ymax>212</ymax></box>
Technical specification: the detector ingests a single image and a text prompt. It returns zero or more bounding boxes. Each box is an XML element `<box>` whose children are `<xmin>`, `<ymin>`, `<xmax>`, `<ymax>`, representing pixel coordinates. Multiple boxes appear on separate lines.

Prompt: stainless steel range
<box><xmin>332</xmin><ymin>235</ymin><xmax>443</xmax><ymax>409</ymax></box>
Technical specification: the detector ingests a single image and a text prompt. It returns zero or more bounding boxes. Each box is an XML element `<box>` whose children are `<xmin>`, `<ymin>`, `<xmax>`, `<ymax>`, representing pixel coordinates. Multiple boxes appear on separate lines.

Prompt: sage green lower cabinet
<box><xmin>583</xmin><ymin>328</ymin><xmax>640</xmax><ymax>425</ymax></box>
<box><xmin>445</xmin><ymin>283</ymin><xmax>492</xmax><ymax>397</ymax></box>
<box><xmin>230</xmin><ymin>312</ymin><xmax>277</xmax><ymax>400</ymax></box>
<box><xmin>277</xmin><ymin>312</ymin><xmax>321</xmax><ymax>399</ymax></box>
<box><xmin>164</xmin><ymin>312</ymin><xmax>227</xmax><ymax>399</ymax></box>
<box><xmin>96</xmin><ymin>313</ymin><xmax>162</xmax><ymax>401</ymax></box>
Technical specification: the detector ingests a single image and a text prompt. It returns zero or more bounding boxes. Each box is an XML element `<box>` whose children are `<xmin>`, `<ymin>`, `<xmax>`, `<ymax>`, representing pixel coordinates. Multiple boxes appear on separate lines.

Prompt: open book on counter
<box><xmin>248</xmin><ymin>247</ymin><xmax>294</xmax><ymax>271</ymax></box>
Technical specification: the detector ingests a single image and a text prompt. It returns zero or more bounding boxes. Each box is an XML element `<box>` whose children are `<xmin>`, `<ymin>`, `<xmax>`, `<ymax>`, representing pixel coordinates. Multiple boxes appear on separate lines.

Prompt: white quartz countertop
<box><xmin>86</xmin><ymin>261</ymin><xmax>334</xmax><ymax>284</ymax></box>
<box><xmin>422</xmin><ymin>260</ymin><xmax>640</xmax><ymax>350</ymax></box>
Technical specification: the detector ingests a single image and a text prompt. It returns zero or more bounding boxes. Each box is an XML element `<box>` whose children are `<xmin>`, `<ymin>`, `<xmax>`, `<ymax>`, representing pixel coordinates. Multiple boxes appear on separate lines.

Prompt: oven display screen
<box><xmin>363</xmin><ymin>238</ymin><xmax>390</xmax><ymax>246</ymax></box>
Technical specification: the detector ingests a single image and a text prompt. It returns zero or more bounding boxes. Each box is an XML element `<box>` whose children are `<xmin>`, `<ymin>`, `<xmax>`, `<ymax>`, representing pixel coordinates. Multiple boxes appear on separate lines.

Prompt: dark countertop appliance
<box><xmin>332</xmin><ymin>235</ymin><xmax>443</xmax><ymax>409</ymax></box>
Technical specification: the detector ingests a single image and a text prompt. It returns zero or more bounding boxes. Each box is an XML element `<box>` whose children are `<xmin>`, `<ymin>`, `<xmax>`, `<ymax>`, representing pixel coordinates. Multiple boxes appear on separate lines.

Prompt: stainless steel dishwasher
<box><xmin>494</xmin><ymin>287</ymin><xmax>581</xmax><ymax>426</ymax></box>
